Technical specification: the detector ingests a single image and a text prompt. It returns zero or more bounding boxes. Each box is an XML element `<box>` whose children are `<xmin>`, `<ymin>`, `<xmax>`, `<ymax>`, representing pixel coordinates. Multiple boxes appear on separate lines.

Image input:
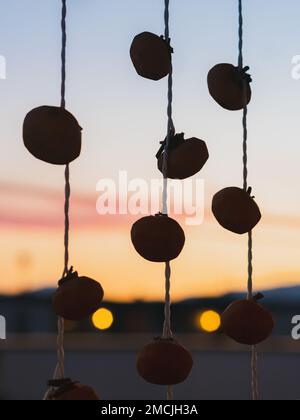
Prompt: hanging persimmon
<box><xmin>23</xmin><ymin>106</ymin><xmax>82</xmax><ymax>165</ymax></box>
<box><xmin>207</xmin><ymin>63</ymin><xmax>252</xmax><ymax>111</ymax></box>
<box><xmin>48</xmin><ymin>379</ymin><xmax>100</xmax><ymax>401</ymax></box>
<box><xmin>130</xmin><ymin>32</ymin><xmax>172</xmax><ymax>81</ymax></box>
<box><xmin>212</xmin><ymin>187</ymin><xmax>261</xmax><ymax>234</ymax></box>
<box><xmin>52</xmin><ymin>268</ymin><xmax>104</xmax><ymax>321</ymax></box>
<box><xmin>131</xmin><ymin>213</ymin><xmax>185</xmax><ymax>263</ymax></box>
<box><xmin>221</xmin><ymin>294</ymin><xmax>274</xmax><ymax>345</ymax></box>
<box><xmin>157</xmin><ymin>133</ymin><xmax>209</xmax><ymax>180</ymax></box>
<box><xmin>137</xmin><ymin>337</ymin><xmax>193</xmax><ymax>386</ymax></box>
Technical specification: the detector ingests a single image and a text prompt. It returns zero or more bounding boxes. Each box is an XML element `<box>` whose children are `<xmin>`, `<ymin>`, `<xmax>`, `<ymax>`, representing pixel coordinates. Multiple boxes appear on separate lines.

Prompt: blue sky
<box><xmin>1</xmin><ymin>0</ymin><xmax>300</xmax><ymax>213</ymax></box>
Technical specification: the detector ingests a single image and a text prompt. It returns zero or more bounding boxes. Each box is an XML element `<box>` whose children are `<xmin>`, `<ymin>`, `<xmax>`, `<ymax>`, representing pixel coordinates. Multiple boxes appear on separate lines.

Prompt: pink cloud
<box><xmin>0</xmin><ymin>181</ymin><xmax>132</xmax><ymax>230</ymax></box>
<box><xmin>1</xmin><ymin>181</ymin><xmax>300</xmax><ymax>231</ymax></box>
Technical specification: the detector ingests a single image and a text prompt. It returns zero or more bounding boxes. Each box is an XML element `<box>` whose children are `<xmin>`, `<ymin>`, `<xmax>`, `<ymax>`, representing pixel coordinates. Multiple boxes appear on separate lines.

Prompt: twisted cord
<box><xmin>55</xmin><ymin>317</ymin><xmax>65</xmax><ymax>379</ymax></box>
<box><xmin>238</xmin><ymin>0</ymin><xmax>243</xmax><ymax>71</ymax></box>
<box><xmin>56</xmin><ymin>0</ymin><xmax>69</xmax><ymax>383</ymax></box>
<box><xmin>247</xmin><ymin>231</ymin><xmax>253</xmax><ymax>300</ymax></box>
<box><xmin>45</xmin><ymin>1</ymin><xmax>69</xmax><ymax>399</ymax></box>
<box><xmin>239</xmin><ymin>0</ymin><xmax>248</xmax><ymax>194</ymax></box>
<box><xmin>162</xmin><ymin>0</ymin><xmax>175</xmax><ymax>401</ymax></box>
<box><xmin>162</xmin><ymin>0</ymin><xmax>175</xmax><ymax>216</ymax></box>
<box><xmin>63</xmin><ymin>164</ymin><xmax>70</xmax><ymax>278</ymax></box>
<box><xmin>239</xmin><ymin>3</ymin><xmax>253</xmax><ymax>302</ymax></box>
<box><xmin>167</xmin><ymin>385</ymin><xmax>174</xmax><ymax>401</ymax></box>
<box><xmin>251</xmin><ymin>345</ymin><xmax>259</xmax><ymax>400</ymax></box>
<box><xmin>52</xmin><ymin>163</ymin><xmax>70</xmax><ymax>383</ymax></box>
<box><xmin>242</xmin><ymin>103</ymin><xmax>248</xmax><ymax>193</ymax></box>
<box><xmin>162</xmin><ymin>0</ymin><xmax>173</xmax><ymax>340</ymax></box>
<box><xmin>163</xmin><ymin>262</ymin><xmax>173</xmax><ymax>339</ymax></box>
<box><xmin>61</xmin><ymin>0</ymin><xmax>67</xmax><ymax>109</ymax></box>
<box><xmin>238</xmin><ymin>0</ymin><xmax>258</xmax><ymax>401</ymax></box>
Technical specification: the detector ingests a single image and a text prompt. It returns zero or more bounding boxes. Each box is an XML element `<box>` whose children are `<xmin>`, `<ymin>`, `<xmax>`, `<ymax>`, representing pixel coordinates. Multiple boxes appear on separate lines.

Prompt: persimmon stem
<box><xmin>253</xmin><ymin>293</ymin><xmax>264</xmax><ymax>302</ymax></box>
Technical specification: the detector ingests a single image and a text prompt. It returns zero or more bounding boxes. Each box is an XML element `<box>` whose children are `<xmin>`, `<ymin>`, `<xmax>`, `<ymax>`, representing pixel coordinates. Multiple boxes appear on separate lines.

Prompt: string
<box><xmin>167</xmin><ymin>385</ymin><xmax>174</xmax><ymax>401</ymax></box>
<box><xmin>56</xmin><ymin>0</ymin><xmax>69</xmax><ymax>381</ymax></box>
<box><xmin>238</xmin><ymin>0</ymin><xmax>258</xmax><ymax>401</ymax></box>
<box><xmin>164</xmin><ymin>262</ymin><xmax>173</xmax><ymax>402</ymax></box>
<box><xmin>247</xmin><ymin>230</ymin><xmax>253</xmax><ymax>300</ymax></box>
<box><xmin>162</xmin><ymin>0</ymin><xmax>175</xmax><ymax>216</ymax></box>
<box><xmin>63</xmin><ymin>163</ymin><xmax>70</xmax><ymax>279</ymax></box>
<box><xmin>52</xmin><ymin>162</ymin><xmax>70</xmax><ymax>383</ymax></box>
<box><xmin>44</xmin><ymin>1</ymin><xmax>68</xmax><ymax>399</ymax></box>
<box><xmin>163</xmin><ymin>261</ymin><xmax>172</xmax><ymax>339</ymax></box>
<box><xmin>60</xmin><ymin>0</ymin><xmax>66</xmax><ymax>110</ymax></box>
<box><xmin>251</xmin><ymin>345</ymin><xmax>259</xmax><ymax>401</ymax></box>
<box><xmin>162</xmin><ymin>0</ymin><xmax>175</xmax><ymax>401</ymax></box>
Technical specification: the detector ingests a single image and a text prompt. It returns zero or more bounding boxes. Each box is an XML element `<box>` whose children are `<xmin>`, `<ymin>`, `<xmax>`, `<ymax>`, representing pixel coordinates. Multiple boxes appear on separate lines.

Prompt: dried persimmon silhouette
<box><xmin>52</xmin><ymin>268</ymin><xmax>104</xmax><ymax>321</ymax></box>
<box><xmin>48</xmin><ymin>379</ymin><xmax>100</xmax><ymax>401</ymax></box>
<box><xmin>221</xmin><ymin>295</ymin><xmax>274</xmax><ymax>345</ymax></box>
<box><xmin>137</xmin><ymin>337</ymin><xmax>193</xmax><ymax>385</ymax></box>
<box><xmin>23</xmin><ymin>106</ymin><xmax>82</xmax><ymax>165</ymax></box>
<box><xmin>130</xmin><ymin>32</ymin><xmax>171</xmax><ymax>81</ymax></box>
<box><xmin>131</xmin><ymin>214</ymin><xmax>185</xmax><ymax>262</ymax></box>
<box><xmin>157</xmin><ymin>133</ymin><xmax>209</xmax><ymax>180</ymax></box>
<box><xmin>212</xmin><ymin>187</ymin><xmax>261</xmax><ymax>234</ymax></box>
<box><xmin>208</xmin><ymin>63</ymin><xmax>252</xmax><ymax>111</ymax></box>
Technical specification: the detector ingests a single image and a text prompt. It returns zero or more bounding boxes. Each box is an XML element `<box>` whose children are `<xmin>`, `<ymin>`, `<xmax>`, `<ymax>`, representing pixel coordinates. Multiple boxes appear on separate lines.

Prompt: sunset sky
<box><xmin>0</xmin><ymin>0</ymin><xmax>300</xmax><ymax>301</ymax></box>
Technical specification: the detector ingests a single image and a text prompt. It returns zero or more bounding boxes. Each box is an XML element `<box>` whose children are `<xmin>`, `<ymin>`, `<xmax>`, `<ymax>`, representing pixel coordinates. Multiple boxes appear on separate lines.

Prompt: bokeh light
<box><xmin>198</xmin><ymin>310</ymin><xmax>221</xmax><ymax>333</ymax></box>
<box><xmin>92</xmin><ymin>308</ymin><xmax>114</xmax><ymax>331</ymax></box>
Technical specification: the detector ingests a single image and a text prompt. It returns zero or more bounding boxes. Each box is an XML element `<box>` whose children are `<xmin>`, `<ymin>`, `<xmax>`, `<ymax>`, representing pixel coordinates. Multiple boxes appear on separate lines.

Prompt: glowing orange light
<box><xmin>92</xmin><ymin>308</ymin><xmax>114</xmax><ymax>331</ymax></box>
<box><xmin>199</xmin><ymin>310</ymin><xmax>221</xmax><ymax>333</ymax></box>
